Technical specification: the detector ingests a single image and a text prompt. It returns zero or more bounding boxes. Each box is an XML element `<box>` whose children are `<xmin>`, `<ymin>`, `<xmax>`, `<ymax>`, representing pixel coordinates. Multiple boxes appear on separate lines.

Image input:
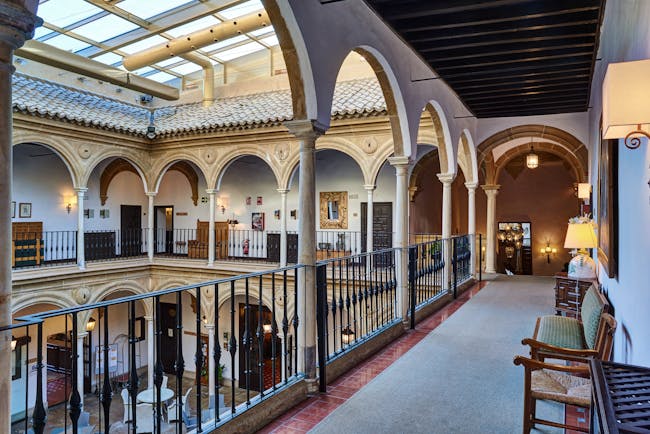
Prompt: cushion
<box><xmin>536</xmin><ymin>315</ymin><xmax>584</xmax><ymax>350</ymax></box>
<box><xmin>580</xmin><ymin>286</ymin><xmax>605</xmax><ymax>349</ymax></box>
<box><xmin>531</xmin><ymin>369</ymin><xmax>591</xmax><ymax>407</ymax></box>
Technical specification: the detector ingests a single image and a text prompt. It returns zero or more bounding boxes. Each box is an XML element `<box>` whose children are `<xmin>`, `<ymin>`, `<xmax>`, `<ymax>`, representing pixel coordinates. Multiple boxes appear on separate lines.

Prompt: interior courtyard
<box><xmin>1</xmin><ymin>0</ymin><xmax>649</xmax><ymax>433</ymax></box>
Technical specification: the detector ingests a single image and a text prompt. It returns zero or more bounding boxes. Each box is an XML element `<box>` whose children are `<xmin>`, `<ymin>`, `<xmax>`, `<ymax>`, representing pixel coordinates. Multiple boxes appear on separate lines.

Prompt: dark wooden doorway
<box><xmin>361</xmin><ymin>202</ymin><xmax>393</xmax><ymax>265</ymax></box>
<box><xmin>238</xmin><ymin>303</ymin><xmax>282</xmax><ymax>392</ymax></box>
<box><xmin>159</xmin><ymin>302</ymin><xmax>179</xmax><ymax>374</ymax></box>
<box><xmin>120</xmin><ymin>205</ymin><xmax>142</xmax><ymax>256</ymax></box>
<box><xmin>154</xmin><ymin>206</ymin><xmax>174</xmax><ymax>254</ymax></box>
<box><xmin>266</xmin><ymin>233</ymin><xmax>298</xmax><ymax>263</ymax></box>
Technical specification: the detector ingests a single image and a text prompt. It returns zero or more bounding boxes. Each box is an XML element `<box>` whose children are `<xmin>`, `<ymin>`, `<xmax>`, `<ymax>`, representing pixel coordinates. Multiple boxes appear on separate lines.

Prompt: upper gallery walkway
<box><xmin>261</xmin><ymin>275</ymin><xmax>576</xmax><ymax>434</ymax></box>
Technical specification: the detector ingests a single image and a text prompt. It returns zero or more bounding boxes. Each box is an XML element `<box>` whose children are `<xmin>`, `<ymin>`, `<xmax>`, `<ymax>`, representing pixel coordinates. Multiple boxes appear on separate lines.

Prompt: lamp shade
<box><xmin>577</xmin><ymin>183</ymin><xmax>591</xmax><ymax>199</ymax></box>
<box><xmin>602</xmin><ymin>59</ymin><xmax>650</xmax><ymax>139</ymax></box>
<box><xmin>526</xmin><ymin>152</ymin><xmax>538</xmax><ymax>169</ymax></box>
<box><xmin>564</xmin><ymin>223</ymin><xmax>597</xmax><ymax>249</ymax></box>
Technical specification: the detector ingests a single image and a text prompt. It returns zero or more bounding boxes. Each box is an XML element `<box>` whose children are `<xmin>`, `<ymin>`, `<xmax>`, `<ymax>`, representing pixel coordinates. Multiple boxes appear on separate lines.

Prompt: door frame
<box><xmin>153</xmin><ymin>205</ymin><xmax>174</xmax><ymax>254</ymax></box>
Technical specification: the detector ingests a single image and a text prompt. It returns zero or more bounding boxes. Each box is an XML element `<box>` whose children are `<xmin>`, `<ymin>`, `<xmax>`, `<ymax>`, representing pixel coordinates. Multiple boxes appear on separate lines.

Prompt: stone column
<box><xmin>146</xmin><ymin>192</ymin><xmax>155</xmax><ymax>262</ymax></box>
<box><xmin>77</xmin><ymin>331</ymin><xmax>88</xmax><ymax>410</ymax></box>
<box><xmin>205</xmin><ymin>323</ymin><xmax>215</xmax><ymax>399</ymax></box>
<box><xmin>388</xmin><ymin>156</ymin><xmax>411</xmax><ymax>321</ymax></box>
<box><xmin>0</xmin><ymin>5</ymin><xmax>42</xmax><ymax>430</ymax></box>
<box><xmin>482</xmin><ymin>185</ymin><xmax>500</xmax><ymax>274</ymax></box>
<box><xmin>206</xmin><ymin>189</ymin><xmax>217</xmax><ymax>266</ymax></box>
<box><xmin>145</xmin><ymin>315</ymin><xmax>154</xmax><ymax>388</ymax></box>
<box><xmin>278</xmin><ymin>188</ymin><xmax>289</xmax><ymax>267</ymax></box>
<box><xmin>284</xmin><ymin>120</ymin><xmax>325</xmax><ymax>381</ymax></box>
<box><xmin>437</xmin><ymin>173</ymin><xmax>454</xmax><ymax>291</ymax></box>
<box><xmin>76</xmin><ymin>187</ymin><xmax>87</xmax><ymax>269</ymax></box>
<box><xmin>364</xmin><ymin>185</ymin><xmax>375</xmax><ymax>253</ymax></box>
<box><xmin>465</xmin><ymin>182</ymin><xmax>478</xmax><ymax>277</ymax></box>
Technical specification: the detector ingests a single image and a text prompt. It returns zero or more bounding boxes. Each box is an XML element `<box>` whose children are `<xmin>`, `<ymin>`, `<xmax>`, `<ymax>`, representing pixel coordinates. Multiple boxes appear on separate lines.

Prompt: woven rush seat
<box><xmin>531</xmin><ymin>369</ymin><xmax>591</xmax><ymax>407</ymax></box>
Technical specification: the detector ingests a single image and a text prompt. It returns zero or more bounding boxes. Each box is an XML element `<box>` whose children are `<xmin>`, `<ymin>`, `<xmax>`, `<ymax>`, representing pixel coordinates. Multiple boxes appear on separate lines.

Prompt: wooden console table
<box><xmin>316</xmin><ymin>249</ymin><xmax>351</xmax><ymax>261</ymax></box>
<box><xmin>590</xmin><ymin>359</ymin><xmax>650</xmax><ymax>433</ymax></box>
<box><xmin>554</xmin><ymin>272</ymin><xmax>597</xmax><ymax>317</ymax></box>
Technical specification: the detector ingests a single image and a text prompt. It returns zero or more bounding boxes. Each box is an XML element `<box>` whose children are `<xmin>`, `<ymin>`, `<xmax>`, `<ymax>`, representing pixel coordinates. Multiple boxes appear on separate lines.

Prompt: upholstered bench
<box><xmin>523</xmin><ymin>285</ymin><xmax>616</xmax><ymax>362</ymax></box>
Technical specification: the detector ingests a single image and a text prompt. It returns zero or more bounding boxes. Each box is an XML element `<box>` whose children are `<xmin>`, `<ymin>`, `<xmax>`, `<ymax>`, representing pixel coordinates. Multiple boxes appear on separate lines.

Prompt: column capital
<box><xmin>205</xmin><ymin>189</ymin><xmax>218</xmax><ymax>195</ymax></box>
<box><xmin>0</xmin><ymin>2</ymin><xmax>42</xmax><ymax>51</ymax></box>
<box><xmin>363</xmin><ymin>184</ymin><xmax>376</xmax><ymax>191</ymax></box>
<box><xmin>77</xmin><ymin>331</ymin><xmax>89</xmax><ymax>339</ymax></box>
<box><xmin>145</xmin><ymin>191</ymin><xmax>157</xmax><ymax>197</ymax></box>
<box><xmin>74</xmin><ymin>187</ymin><xmax>88</xmax><ymax>194</ymax></box>
<box><xmin>437</xmin><ymin>172</ymin><xmax>455</xmax><ymax>185</ymax></box>
<box><xmin>277</xmin><ymin>188</ymin><xmax>289</xmax><ymax>195</ymax></box>
<box><xmin>204</xmin><ymin>323</ymin><xmax>215</xmax><ymax>330</ymax></box>
<box><xmin>284</xmin><ymin>119</ymin><xmax>327</xmax><ymax>141</ymax></box>
<box><xmin>144</xmin><ymin>315</ymin><xmax>153</xmax><ymax>321</ymax></box>
<box><xmin>387</xmin><ymin>156</ymin><xmax>412</xmax><ymax>168</ymax></box>
<box><xmin>481</xmin><ymin>184</ymin><xmax>501</xmax><ymax>195</ymax></box>
<box><xmin>465</xmin><ymin>181</ymin><xmax>479</xmax><ymax>191</ymax></box>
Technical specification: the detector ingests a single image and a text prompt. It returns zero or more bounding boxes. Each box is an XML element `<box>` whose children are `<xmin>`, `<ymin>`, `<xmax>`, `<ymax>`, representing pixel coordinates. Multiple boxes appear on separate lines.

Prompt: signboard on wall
<box><xmin>94</xmin><ymin>344</ymin><xmax>118</xmax><ymax>374</ymax></box>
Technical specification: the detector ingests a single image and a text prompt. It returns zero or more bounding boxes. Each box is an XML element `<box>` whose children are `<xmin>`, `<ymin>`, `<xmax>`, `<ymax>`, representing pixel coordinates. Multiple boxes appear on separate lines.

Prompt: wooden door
<box><xmin>120</xmin><ymin>205</ymin><xmax>142</xmax><ymax>256</ymax></box>
<box><xmin>154</xmin><ymin>206</ymin><xmax>173</xmax><ymax>254</ymax></box>
<box><xmin>159</xmin><ymin>302</ymin><xmax>178</xmax><ymax>374</ymax></box>
<box><xmin>238</xmin><ymin>304</ymin><xmax>280</xmax><ymax>391</ymax></box>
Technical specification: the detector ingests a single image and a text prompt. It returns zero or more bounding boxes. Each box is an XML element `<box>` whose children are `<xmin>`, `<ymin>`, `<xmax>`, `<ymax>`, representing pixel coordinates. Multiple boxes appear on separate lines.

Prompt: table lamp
<box><xmin>564</xmin><ymin>220</ymin><xmax>598</xmax><ymax>278</ymax></box>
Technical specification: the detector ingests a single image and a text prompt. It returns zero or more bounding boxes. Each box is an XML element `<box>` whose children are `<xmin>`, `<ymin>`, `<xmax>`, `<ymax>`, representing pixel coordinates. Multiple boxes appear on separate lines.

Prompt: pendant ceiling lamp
<box><xmin>526</xmin><ymin>139</ymin><xmax>539</xmax><ymax>169</ymax></box>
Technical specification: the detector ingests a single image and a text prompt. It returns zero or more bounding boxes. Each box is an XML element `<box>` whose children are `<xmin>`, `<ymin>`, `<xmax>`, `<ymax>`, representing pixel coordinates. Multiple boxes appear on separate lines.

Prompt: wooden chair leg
<box><xmin>522</xmin><ymin>370</ymin><xmax>532</xmax><ymax>434</ymax></box>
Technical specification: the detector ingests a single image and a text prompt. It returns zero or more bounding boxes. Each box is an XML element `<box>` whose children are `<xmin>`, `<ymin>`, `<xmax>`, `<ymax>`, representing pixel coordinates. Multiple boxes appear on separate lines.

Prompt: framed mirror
<box><xmin>320</xmin><ymin>191</ymin><xmax>348</xmax><ymax>229</ymax></box>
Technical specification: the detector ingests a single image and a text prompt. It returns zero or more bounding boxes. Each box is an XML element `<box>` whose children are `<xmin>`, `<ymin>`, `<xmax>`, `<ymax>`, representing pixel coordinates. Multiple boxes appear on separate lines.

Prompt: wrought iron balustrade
<box><xmin>11</xmin><ymin>230</ymin><xmax>77</xmax><ymax>269</ymax></box>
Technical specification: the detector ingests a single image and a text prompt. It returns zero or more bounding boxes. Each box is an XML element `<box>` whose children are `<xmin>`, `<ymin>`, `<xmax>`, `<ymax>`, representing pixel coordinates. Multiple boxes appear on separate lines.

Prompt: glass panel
<box><xmin>34</xmin><ymin>26</ymin><xmax>54</xmax><ymax>40</ymax></box>
<box><xmin>165</xmin><ymin>16</ymin><xmax>221</xmax><ymax>38</ymax></box>
<box><xmin>201</xmin><ymin>35</ymin><xmax>248</xmax><ymax>53</ymax></box>
<box><xmin>155</xmin><ymin>57</ymin><xmax>184</xmax><ymax>68</ymax></box>
<box><xmin>215</xmin><ymin>41</ymin><xmax>265</xmax><ymax>61</ymax></box>
<box><xmin>116</xmin><ymin>0</ymin><xmax>193</xmax><ymax>20</ymax></box>
<box><xmin>90</xmin><ymin>52</ymin><xmax>123</xmax><ymax>66</ymax></box>
<box><xmin>72</xmin><ymin>14</ymin><xmax>140</xmax><ymax>42</ymax></box>
<box><xmin>219</xmin><ymin>0</ymin><xmax>264</xmax><ymax>19</ymax></box>
<box><xmin>170</xmin><ymin>62</ymin><xmax>203</xmax><ymax>75</ymax></box>
<box><xmin>132</xmin><ymin>66</ymin><xmax>155</xmax><ymax>75</ymax></box>
<box><xmin>44</xmin><ymin>33</ymin><xmax>91</xmax><ymax>52</ymax></box>
<box><xmin>250</xmin><ymin>27</ymin><xmax>274</xmax><ymax>37</ymax></box>
<box><xmin>120</xmin><ymin>35</ymin><xmax>168</xmax><ymax>54</ymax></box>
<box><xmin>37</xmin><ymin>0</ymin><xmax>102</xmax><ymax>29</ymax></box>
<box><xmin>145</xmin><ymin>71</ymin><xmax>178</xmax><ymax>83</ymax></box>
<box><xmin>258</xmin><ymin>35</ymin><xmax>279</xmax><ymax>46</ymax></box>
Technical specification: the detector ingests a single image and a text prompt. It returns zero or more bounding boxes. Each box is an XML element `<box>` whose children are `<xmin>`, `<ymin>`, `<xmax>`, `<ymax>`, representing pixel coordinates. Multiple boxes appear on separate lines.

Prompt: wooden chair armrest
<box><xmin>521</xmin><ymin>338</ymin><xmax>598</xmax><ymax>358</ymax></box>
<box><xmin>513</xmin><ymin>356</ymin><xmax>590</xmax><ymax>375</ymax></box>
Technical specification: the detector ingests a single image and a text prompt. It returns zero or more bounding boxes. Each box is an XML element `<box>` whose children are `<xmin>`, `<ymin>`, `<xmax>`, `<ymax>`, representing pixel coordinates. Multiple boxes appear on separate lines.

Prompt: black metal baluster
<box><xmin>24</xmin><ymin>324</ymin><xmax>30</xmax><ymax>434</ymax></box>
<box><xmin>195</xmin><ymin>288</ymin><xmax>203</xmax><ymax>432</ymax></box>
<box><xmin>69</xmin><ymin>312</ymin><xmax>81</xmax><ymax>433</ymax></box>
<box><xmin>257</xmin><ymin>275</ymin><xmax>265</xmax><ymax>396</ymax></box>
<box><xmin>271</xmin><ymin>274</ymin><xmax>277</xmax><ymax>391</ymax></box>
<box><xmin>316</xmin><ymin>264</ymin><xmax>327</xmax><ymax>392</ymax></box>
<box><xmin>101</xmin><ymin>306</ymin><xmax>112</xmax><ymax>434</ymax></box>
<box><xmin>379</xmin><ymin>256</ymin><xmax>385</xmax><ymax>326</ymax></box>
<box><xmin>229</xmin><ymin>281</ymin><xmax>237</xmax><ymax>414</ymax></box>
<box><xmin>243</xmin><ymin>278</ymin><xmax>251</xmax><ymax>405</ymax></box>
<box><xmin>154</xmin><ymin>297</ymin><xmax>163</xmax><ymax>434</ymax></box>
<box><xmin>363</xmin><ymin>256</ymin><xmax>369</xmax><ymax>337</ymax></box>
<box><xmin>345</xmin><ymin>258</ymin><xmax>351</xmax><ymax>345</ymax></box>
<box><xmin>128</xmin><ymin>301</ymin><xmax>139</xmax><ymax>434</ymax></box>
<box><xmin>175</xmin><ymin>292</ymin><xmax>184</xmax><ymax>431</ymax></box>
<box><xmin>337</xmin><ymin>259</ymin><xmax>344</xmax><ymax>350</ymax></box>
<box><xmin>33</xmin><ymin>322</ymin><xmax>46</xmax><ymax>434</ymax></box>
<box><xmin>282</xmin><ymin>270</ymin><xmax>289</xmax><ymax>383</ymax></box>
<box><xmin>213</xmin><ymin>283</ymin><xmax>221</xmax><ymax>423</ymax></box>
<box><xmin>293</xmin><ymin>268</ymin><xmax>299</xmax><ymax>377</ymax></box>
<box><xmin>351</xmin><ymin>258</ymin><xmax>357</xmax><ymax>343</ymax></box>
<box><xmin>330</xmin><ymin>261</ymin><xmax>337</xmax><ymax>353</ymax></box>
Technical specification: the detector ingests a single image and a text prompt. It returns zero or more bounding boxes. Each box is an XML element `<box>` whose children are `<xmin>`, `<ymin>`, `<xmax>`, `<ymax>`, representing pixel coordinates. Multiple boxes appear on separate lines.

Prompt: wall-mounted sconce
<box><xmin>11</xmin><ymin>336</ymin><xmax>16</xmax><ymax>351</ymax></box>
<box><xmin>540</xmin><ymin>242</ymin><xmax>557</xmax><ymax>263</ymax></box>
<box><xmin>577</xmin><ymin>183</ymin><xmax>591</xmax><ymax>200</ymax></box>
<box><xmin>263</xmin><ymin>321</ymin><xmax>272</xmax><ymax>334</ymax></box>
<box><xmin>86</xmin><ymin>317</ymin><xmax>96</xmax><ymax>332</ymax></box>
<box><xmin>66</xmin><ymin>203</ymin><xmax>72</xmax><ymax>214</ymax></box>
<box><xmin>216</xmin><ymin>196</ymin><xmax>229</xmax><ymax>214</ymax></box>
<box><xmin>602</xmin><ymin>59</ymin><xmax>650</xmax><ymax>149</ymax></box>
<box><xmin>290</xmin><ymin>209</ymin><xmax>297</xmax><ymax>220</ymax></box>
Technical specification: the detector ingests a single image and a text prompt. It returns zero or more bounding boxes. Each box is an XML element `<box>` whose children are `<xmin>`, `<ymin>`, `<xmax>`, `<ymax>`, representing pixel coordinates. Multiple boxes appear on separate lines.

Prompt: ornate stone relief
<box><xmin>274</xmin><ymin>143</ymin><xmax>289</xmax><ymax>161</ymax></box>
<box><xmin>78</xmin><ymin>145</ymin><xmax>92</xmax><ymax>159</ymax></box>
<box><xmin>203</xmin><ymin>150</ymin><xmax>216</xmax><ymax>164</ymax></box>
<box><xmin>361</xmin><ymin>136</ymin><xmax>378</xmax><ymax>154</ymax></box>
<box><xmin>72</xmin><ymin>286</ymin><xmax>91</xmax><ymax>304</ymax></box>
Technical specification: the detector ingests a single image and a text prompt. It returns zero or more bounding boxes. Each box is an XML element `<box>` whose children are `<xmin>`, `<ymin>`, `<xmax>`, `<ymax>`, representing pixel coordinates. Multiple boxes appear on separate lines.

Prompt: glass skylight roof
<box><xmin>33</xmin><ymin>0</ymin><xmax>280</xmax><ymax>85</ymax></box>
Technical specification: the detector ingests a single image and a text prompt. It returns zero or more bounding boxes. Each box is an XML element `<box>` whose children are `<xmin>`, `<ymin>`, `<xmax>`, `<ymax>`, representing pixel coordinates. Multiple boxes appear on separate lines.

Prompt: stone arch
<box><xmin>457</xmin><ymin>129</ymin><xmax>479</xmax><ymax>185</ymax></box>
<box><xmin>151</xmin><ymin>153</ymin><xmax>209</xmax><ymax>197</ymax></box>
<box><xmin>98</xmin><ymin>158</ymin><xmax>149</xmax><ymax>205</ymax></box>
<box><xmin>88</xmin><ymin>281</ymin><xmax>152</xmax><ymax>317</ymax></box>
<box><xmin>151</xmin><ymin>161</ymin><xmax>201</xmax><ymax>205</ymax></box>
<box><xmin>421</xmin><ymin>101</ymin><xmax>455</xmax><ymax>175</ymax></box>
<box><xmin>409</xmin><ymin>146</ymin><xmax>441</xmax><ymax>202</ymax></box>
<box><xmin>83</xmin><ymin>153</ymin><xmax>149</xmax><ymax>193</ymax></box>
<box><xmin>477</xmin><ymin>125</ymin><xmax>588</xmax><ymax>178</ymax></box>
<box><xmin>367</xmin><ymin>137</ymin><xmax>397</xmax><ymax>187</ymax></box>
<box><xmin>211</xmin><ymin>148</ymin><xmax>282</xmax><ymax>191</ymax></box>
<box><xmin>12</xmin><ymin>295</ymin><xmax>74</xmax><ymax>316</ymax></box>
<box><xmin>494</xmin><ymin>142</ymin><xmax>587</xmax><ymax>184</ymax></box>
<box><xmin>315</xmin><ymin>138</ymin><xmax>370</xmax><ymax>183</ymax></box>
<box><xmin>12</xmin><ymin>133</ymin><xmax>81</xmax><ymax>188</ymax></box>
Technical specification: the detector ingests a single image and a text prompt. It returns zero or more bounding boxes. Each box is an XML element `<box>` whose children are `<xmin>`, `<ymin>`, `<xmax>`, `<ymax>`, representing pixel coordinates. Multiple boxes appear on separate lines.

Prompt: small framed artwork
<box><xmin>274</xmin><ymin>209</ymin><xmax>280</xmax><ymax>219</ymax></box>
<box><xmin>246</xmin><ymin>196</ymin><xmax>252</xmax><ymax>206</ymax></box>
<box><xmin>84</xmin><ymin>209</ymin><xmax>94</xmax><ymax>219</ymax></box>
<box><xmin>18</xmin><ymin>202</ymin><xmax>31</xmax><ymax>218</ymax></box>
<box><xmin>251</xmin><ymin>212</ymin><xmax>265</xmax><ymax>231</ymax></box>
<box><xmin>290</xmin><ymin>209</ymin><xmax>297</xmax><ymax>219</ymax></box>
<box><xmin>256</xmin><ymin>196</ymin><xmax>263</xmax><ymax>205</ymax></box>
<box><xmin>99</xmin><ymin>209</ymin><xmax>110</xmax><ymax>219</ymax></box>
<box><xmin>11</xmin><ymin>201</ymin><xmax>15</xmax><ymax>218</ymax></box>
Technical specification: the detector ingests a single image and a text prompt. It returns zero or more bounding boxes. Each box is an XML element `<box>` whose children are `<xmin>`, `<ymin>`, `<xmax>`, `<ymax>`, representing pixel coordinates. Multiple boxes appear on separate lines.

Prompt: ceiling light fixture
<box><xmin>526</xmin><ymin>140</ymin><xmax>539</xmax><ymax>169</ymax></box>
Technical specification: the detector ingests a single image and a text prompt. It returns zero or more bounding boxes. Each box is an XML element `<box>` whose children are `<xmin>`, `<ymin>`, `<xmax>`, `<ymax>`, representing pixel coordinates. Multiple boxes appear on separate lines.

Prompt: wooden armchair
<box><xmin>513</xmin><ymin>356</ymin><xmax>591</xmax><ymax>433</ymax></box>
<box><xmin>188</xmin><ymin>220</ymin><xmax>209</xmax><ymax>259</ymax></box>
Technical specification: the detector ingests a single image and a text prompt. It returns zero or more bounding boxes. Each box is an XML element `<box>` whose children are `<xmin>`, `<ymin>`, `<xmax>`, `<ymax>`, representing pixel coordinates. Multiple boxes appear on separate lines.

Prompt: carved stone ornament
<box><xmin>72</xmin><ymin>286</ymin><xmax>91</xmax><ymax>304</ymax></box>
<box><xmin>203</xmin><ymin>150</ymin><xmax>216</xmax><ymax>164</ymax></box>
<box><xmin>361</xmin><ymin>136</ymin><xmax>378</xmax><ymax>154</ymax></box>
<box><xmin>274</xmin><ymin>143</ymin><xmax>289</xmax><ymax>161</ymax></box>
<box><xmin>78</xmin><ymin>145</ymin><xmax>92</xmax><ymax>159</ymax></box>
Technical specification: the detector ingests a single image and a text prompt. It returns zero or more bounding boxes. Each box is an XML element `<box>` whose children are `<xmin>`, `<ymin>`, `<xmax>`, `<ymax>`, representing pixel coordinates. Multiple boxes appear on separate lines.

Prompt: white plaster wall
<box><xmin>155</xmin><ymin>170</ymin><xmax>209</xmax><ymax>228</ymax></box>
<box><xmin>587</xmin><ymin>0</ymin><xmax>650</xmax><ymax>366</ymax></box>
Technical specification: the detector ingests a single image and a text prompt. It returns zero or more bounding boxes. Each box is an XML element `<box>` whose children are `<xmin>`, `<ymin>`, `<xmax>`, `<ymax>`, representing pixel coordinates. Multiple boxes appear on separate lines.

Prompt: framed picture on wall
<box><xmin>18</xmin><ymin>202</ymin><xmax>31</xmax><ymax>218</ymax></box>
<box><xmin>597</xmin><ymin>126</ymin><xmax>618</xmax><ymax>279</ymax></box>
<box><xmin>11</xmin><ymin>201</ymin><xmax>15</xmax><ymax>218</ymax></box>
<box><xmin>252</xmin><ymin>212</ymin><xmax>265</xmax><ymax>231</ymax></box>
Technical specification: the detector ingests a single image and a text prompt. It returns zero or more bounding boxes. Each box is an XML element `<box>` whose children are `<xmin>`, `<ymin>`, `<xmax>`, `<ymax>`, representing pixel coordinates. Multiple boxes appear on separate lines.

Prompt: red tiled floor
<box><xmin>257</xmin><ymin>281</ymin><xmax>488</xmax><ymax>434</ymax></box>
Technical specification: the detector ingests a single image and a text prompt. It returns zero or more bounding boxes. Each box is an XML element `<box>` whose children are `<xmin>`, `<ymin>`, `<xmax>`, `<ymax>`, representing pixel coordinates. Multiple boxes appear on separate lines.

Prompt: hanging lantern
<box><xmin>526</xmin><ymin>143</ymin><xmax>539</xmax><ymax>169</ymax></box>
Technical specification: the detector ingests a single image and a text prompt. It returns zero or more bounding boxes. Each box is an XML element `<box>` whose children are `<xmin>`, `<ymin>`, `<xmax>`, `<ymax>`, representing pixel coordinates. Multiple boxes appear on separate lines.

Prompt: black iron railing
<box><xmin>452</xmin><ymin>235</ymin><xmax>472</xmax><ymax>291</ymax></box>
<box><xmin>7</xmin><ymin>265</ymin><xmax>303</xmax><ymax>434</ymax></box>
<box><xmin>85</xmin><ymin>228</ymin><xmax>147</xmax><ymax>261</ymax></box>
<box><xmin>11</xmin><ymin>230</ymin><xmax>77</xmax><ymax>269</ymax></box>
<box><xmin>408</xmin><ymin>239</ymin><xmax>447</xmax><ymax>319</ymax></box>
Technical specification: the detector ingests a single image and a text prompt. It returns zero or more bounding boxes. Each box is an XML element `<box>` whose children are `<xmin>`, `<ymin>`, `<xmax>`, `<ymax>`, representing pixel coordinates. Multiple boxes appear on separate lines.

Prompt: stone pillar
<box><xmin>482</xmin><ymin>185</ymin><xmax>500</xmax><ymax>274</ymax></box>
<box><xmin>278</xmin><ymin>188</ymin><xmax>289</xmax><ymax>267</ymax></box>
<box><xmin>146</xmin><ymin>192</ymin><xmax>155</xmax><ymax>262</ymax></box>
<box><xmin>465</xmin><ymin>182</ymin><xmax>478</xmax><ymax>277</ymax></box>
<box><xmin>206</xmin><ymin>189</ymin><xmax>217</xmax><ymax>266</ymax></box>
<box><xmin>284</xmin><ymin>120</ymin><xmax>325</xmax><ymax>381</ymax></box>
<box><xmin>0</xmin><ymin>5</ymin><xmax>42</xmax><ymax>430</ymax></box>
<box><xmin>76</xmin><ymin>187</ymin><xmax>87</xmax><ymax>269</ymax></box>
<box><xmin>77</xmin><ymin>331</ymin><xmax>88</xmax><ymax>410</ymax></box>
<box><xmin>437</xmin><ymin>173</ymin><xmax>454</xmax><ymax>291</ymax></box>
<box><xmin>364</xmin><ymin>185</ymin><xmax>375</xmax><ymax>253</ymax></box>
<box><xmin>146</xmin><ymin>315</ymin><xmax>154</xmax><ymax>388</ymax></box>
<box><xmin>388</xmin><ymin>156</ymin><xmax>411</xmax><ymax>321</ymax></box>
<box><xmin>205</xmin><ymin>323</ymin><xmax>215</xmax><ymax>399</ymax></box>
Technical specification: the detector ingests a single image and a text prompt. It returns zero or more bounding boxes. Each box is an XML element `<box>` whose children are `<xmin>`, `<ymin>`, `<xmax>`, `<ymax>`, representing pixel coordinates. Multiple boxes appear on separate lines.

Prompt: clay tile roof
<box><xmin>12</xmin><ymin>74</ymin><xmax>386</xmax><ymax>136</ymax></box>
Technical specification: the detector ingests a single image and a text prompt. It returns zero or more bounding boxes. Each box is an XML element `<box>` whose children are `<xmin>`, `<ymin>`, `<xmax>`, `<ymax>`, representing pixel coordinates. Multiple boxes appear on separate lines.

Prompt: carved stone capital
<box><xmin>0</xmin><ymin>2</ymin><xmax>42</xmax><ymax>51</ymax></box>
<box><xmin>284</xmin><ymin>119</ymin><xmax>327</xmax><ymax>144</ymax></box>
<box><xmin>437</xmin><ymin>172</ymin><xmax>455</xmax><ymax>185</ymax></box>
